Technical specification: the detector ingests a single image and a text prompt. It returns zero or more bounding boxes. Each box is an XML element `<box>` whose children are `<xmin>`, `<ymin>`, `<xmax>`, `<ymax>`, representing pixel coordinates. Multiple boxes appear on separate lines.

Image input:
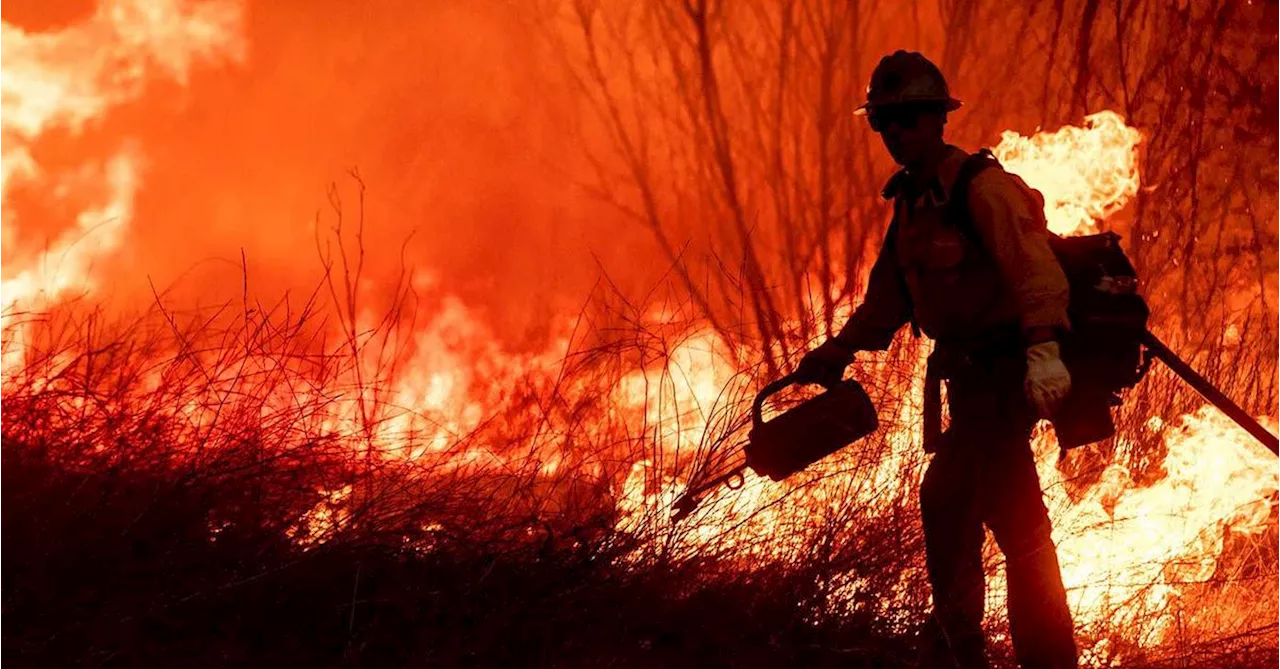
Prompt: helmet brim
<box><xmin>854</xmin><ymin>97</ymin><xmax>963</xmax><ymax>116</ymax></box>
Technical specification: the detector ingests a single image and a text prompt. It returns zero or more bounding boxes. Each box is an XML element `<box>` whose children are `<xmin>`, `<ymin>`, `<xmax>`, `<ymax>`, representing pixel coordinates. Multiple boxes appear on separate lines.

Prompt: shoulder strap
<box><xmin>946</xmin><ymin>148</ymin><xmax>1002</xmax><ymax>248</ymax></box>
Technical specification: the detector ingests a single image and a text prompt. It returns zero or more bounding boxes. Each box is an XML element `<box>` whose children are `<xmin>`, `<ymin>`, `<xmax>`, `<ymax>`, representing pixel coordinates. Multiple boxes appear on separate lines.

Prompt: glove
<box><xmin>1025</xmin><ymin>341</ymin><xmax>1071</xmax><ymax>419</ymax></box>
<box><xmin>796</xmin><ymin>339</ymin><xmax>854</xmax><ymax>388</ymax></box>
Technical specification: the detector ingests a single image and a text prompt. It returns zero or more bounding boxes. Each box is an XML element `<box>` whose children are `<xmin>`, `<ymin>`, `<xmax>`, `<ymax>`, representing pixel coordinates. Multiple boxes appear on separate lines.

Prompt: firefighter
<box><xmin>796</xmin><ymin>51</ymin><xmax>1078</xmax><ymax>668</ymax></box>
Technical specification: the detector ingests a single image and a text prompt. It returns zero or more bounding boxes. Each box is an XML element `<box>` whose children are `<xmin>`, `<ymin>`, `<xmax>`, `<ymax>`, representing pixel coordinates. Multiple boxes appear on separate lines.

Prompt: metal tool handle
<box><xmin>1143</xmin><ymin>330</ymin><xmax>1279</xmax><ymax>454</ymax></box>
<box><xmin>752</xmin><ymin>372</ymin><xmax>799</xmax><ymax>430</ymax></box>
<box><xmin>752</xmin><ymin>372</ymin><xmax>844</xmax><ymax>430</ymax></box>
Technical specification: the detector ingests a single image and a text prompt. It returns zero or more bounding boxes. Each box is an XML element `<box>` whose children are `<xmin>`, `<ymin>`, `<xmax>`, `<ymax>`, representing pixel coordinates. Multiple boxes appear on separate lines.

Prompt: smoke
<box><xmin>3</xmin><ymin>0</ymin><xmax>1274</xmax><ymax>364</ymax></box>
<box><xmin>2</xmin><ymin>0</ymin><xmax>655</xmax><ymax>347</ymax></box>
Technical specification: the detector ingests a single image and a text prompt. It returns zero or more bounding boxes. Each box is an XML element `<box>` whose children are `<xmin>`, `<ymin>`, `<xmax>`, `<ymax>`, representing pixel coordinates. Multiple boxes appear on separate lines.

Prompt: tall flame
<box><xmin>993</xmin><ymin>111</ymin><xmax>1142</xmax><ymax>237</ymax></box>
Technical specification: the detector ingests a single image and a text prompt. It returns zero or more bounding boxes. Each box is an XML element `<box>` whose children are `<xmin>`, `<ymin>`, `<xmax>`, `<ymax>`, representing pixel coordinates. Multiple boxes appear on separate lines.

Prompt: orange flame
<box><xmin>992</xmin><ymin>111</ymin><xmax>1142</xmax><ymax>237</ymax></box>
<box><xmin>615</xmin><ymin>113</ymin><xmax>1276</xmax><ymax>659</ymax></box>
<box><xmin>0</xmin><ymin>0</ymin><xmax>245</xmax><ymax>322</ymax></box>
<box><xmin>1018</xmin><ymin>409</ymin><xmax>1276</xmax><ymax>657</ymax></box>
<box><xmin>0</xmin><ymin>3</ymin><xmax>1272</xmax><ymax>661</ymax></box>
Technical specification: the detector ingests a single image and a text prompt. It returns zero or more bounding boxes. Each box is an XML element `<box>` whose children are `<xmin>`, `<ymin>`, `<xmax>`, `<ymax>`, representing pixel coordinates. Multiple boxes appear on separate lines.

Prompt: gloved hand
<box><xmin>795</xmin><ymin>339</ymin><xmax>854</xmax><ymax>388</ymax></box>
<box><xmin>1025</xmin><ymin>341</ymin><xmax>1071</xmax><ymax>419</ymax></box>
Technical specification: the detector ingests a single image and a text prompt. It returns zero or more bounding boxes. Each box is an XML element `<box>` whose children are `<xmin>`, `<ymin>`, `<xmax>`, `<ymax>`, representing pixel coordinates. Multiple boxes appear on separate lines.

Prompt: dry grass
<box><xmin>2</xmin><ymin>276</ymin><xmax>1275</xmax><ymax>667</ymax></box>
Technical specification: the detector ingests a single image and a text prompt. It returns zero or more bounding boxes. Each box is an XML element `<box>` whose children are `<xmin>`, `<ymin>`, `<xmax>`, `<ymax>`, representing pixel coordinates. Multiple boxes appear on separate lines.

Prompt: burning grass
<box><xmin>0</xmin><ymin>293</ymin><xmax>920</xmax><ymax>667</ymax></box>
<box><xmin>2</xmin><ymin>108</ymin><xmax>1273</xmax><ymax>666</ymax></box>
<box><xmin>2</xmin><ymin>1</ymin><xmax>1276</xmax><ymax>666</ymax></box>
<box><xmin>3</xmin><ymin>280</ymin><xmax>1276</xmax><ymax>667</ymax></box>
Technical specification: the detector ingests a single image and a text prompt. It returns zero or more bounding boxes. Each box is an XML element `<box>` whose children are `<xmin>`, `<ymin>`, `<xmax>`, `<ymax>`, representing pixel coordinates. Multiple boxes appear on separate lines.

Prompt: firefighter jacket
<box><xmin>835</xmin><ymin>145</ymin><xmax>1070</xmax><ymax>351</ymax></box>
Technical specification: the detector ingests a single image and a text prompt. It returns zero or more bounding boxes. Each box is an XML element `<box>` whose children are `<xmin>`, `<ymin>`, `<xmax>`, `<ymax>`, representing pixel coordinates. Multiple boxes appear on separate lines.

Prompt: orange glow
<box><xmin>992</xmin><ymin>111</ymin><xmax>1142</xmax><ymax>237</ymax></box>
<box><xmin>0</xmin><ymin>1</ymin><xmax>1273</xmax><ymax>663</ymax></box>
<box><xmin>1</xmin><ymin>0</ymin><xmax>244</xmax><ymax>362</ymax></box>
<box><xmin>615</xmin><ymin>114</ymin><xmax>1277</xmax><ymax>659</ymax></box>
<box><xmin>1021</xmin><ymin>409</ymin><xmax>1276</xmax><ymax>657</ymax></box>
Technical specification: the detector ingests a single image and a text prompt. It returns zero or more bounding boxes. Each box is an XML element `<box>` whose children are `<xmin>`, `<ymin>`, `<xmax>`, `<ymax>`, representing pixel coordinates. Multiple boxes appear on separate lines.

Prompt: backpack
<box><xmin>945</xmin><ymin>149</ymin><xmax>1151</xmax><ymax>448</ymax></box>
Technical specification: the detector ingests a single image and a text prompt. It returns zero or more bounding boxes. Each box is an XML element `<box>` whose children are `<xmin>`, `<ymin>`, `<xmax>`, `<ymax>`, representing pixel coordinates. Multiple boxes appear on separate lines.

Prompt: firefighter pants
<box><xmin>918</xmin><ymin>357</ymin><xmax>1078</xmax><ymax>669</ymax></box>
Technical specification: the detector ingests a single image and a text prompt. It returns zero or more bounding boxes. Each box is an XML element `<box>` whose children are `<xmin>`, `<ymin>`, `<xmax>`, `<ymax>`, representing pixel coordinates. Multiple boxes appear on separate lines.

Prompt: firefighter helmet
<box><xmin>854</xmin><ymin>50</ymin><xmax>962</xmax><ymax>115</ymax></box>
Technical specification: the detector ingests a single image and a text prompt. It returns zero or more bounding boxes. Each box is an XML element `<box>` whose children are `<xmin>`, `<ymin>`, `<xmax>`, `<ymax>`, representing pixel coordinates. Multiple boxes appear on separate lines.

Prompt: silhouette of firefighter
<box><xmin>797</xmin><ymin>51</ymin><xmax>1078</xmax><ymax>668</ymax></box>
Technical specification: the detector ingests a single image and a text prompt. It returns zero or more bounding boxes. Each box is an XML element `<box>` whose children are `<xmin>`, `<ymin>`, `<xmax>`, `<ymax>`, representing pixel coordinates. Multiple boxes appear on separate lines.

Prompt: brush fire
<box><xmin>2</xmin><ymin>1</ymin><xmax>1276</xmax><ymax>667</ymax></box>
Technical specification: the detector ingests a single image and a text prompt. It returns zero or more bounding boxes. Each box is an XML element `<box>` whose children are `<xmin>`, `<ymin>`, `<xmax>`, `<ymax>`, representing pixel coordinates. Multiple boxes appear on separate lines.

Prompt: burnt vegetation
<box><xmin>4</xmin><ymin>0</ymin><xmax>1279</xmax><ymax>667</ymax></box>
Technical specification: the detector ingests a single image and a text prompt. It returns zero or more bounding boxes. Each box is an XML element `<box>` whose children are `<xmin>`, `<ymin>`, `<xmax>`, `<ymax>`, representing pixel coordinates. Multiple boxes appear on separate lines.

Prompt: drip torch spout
<box><xmin>671</xmin><ymin>465</ymin><xmax>747</xmax><ymax>522</ymax></box>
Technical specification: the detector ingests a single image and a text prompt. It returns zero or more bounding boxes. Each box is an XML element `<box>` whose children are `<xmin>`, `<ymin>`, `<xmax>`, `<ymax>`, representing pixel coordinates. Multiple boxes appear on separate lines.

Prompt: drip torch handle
<box><xmin>752</xmin><ymin>372</ymin><xmax>800</xmax><ymax>430</ymax></box>
<box><xmin>1142</xmin><ymin>330</ymin><xmax>1279</xmax><ymax>455</ymax></box>
<box><xmin>674</xmin><ymin>369</ymin><xmax>848</xmax><ymax>522</ymax></box>
<box><xmin>753</xmin><ymin>371</ymin><xmax>845</xmax><ymax>429</ymax></box>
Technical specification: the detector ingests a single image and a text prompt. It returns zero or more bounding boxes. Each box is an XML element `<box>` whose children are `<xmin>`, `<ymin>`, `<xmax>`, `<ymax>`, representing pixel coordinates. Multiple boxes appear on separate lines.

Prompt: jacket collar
<box><xmin>881</xmin><ymin>145</ymin><xmax>968</xmax><ymax>205</ymax></box>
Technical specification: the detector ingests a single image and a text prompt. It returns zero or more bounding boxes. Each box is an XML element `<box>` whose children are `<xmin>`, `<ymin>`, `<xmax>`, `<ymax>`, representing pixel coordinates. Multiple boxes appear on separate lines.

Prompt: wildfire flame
<box><xmin>0</xmin><ymin>2</ymin><xmax>1274</xmax><ymax>665</ymax></box>
<box><xmin>992</xmin><ymin>111</ymin><xmax>1142</xmax><ymax>237</ymax></box>
<box><xmin>0</xmin><ymin>0</ymin><xmax>245</xmax><ymax>321</ymax></box>
<box><xmin>614</xmin><ymin>112</ymin><xmax>1277</xmax><ymax>655</ymax></box>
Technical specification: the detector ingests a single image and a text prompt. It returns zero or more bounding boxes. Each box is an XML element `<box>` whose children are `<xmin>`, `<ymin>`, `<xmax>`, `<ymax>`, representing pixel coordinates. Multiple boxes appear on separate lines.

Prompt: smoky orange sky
<box><xmin>4</xmin><ymin>0</ymin><xmax>1275</xmax><ymax>359</ymax></box>
<box><xmin>3</xmin><ymin>0</ymin><xmax>655</xmax><ymax>347</ymax></box>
